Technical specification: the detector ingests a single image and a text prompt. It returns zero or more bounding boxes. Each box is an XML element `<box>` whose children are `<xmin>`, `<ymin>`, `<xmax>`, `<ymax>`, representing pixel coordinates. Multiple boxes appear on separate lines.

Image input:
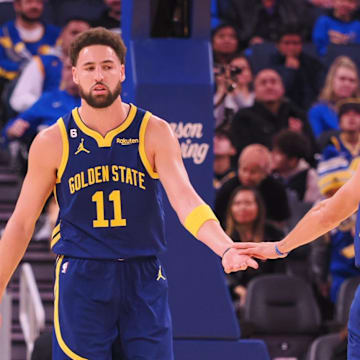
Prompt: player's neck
<box><xmin>78</xmin><ymin>98</ymin><xmax>129</xmax><ymax>137</ymax></box>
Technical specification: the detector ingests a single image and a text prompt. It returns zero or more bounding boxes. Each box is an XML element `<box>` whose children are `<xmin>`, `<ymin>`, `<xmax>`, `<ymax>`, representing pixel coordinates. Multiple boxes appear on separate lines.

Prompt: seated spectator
<box><xmin>230</xmin><ymin>68</ymin><xmax>316</xmax><ymax>156</ymax></box>
<box><xmin>215</xmin><ymin>144</ymin><xmax>290</xmax><ymax>228</ymax></box>
<box><xmin>4</xmin><ymin>56</ymin><xmax>80</xmax><ymax>144</ymax></box>
<box><xmin>311</xmin><ymin>205</ymin><xmax>360</xmax><ymax>303</ymax></box>
<box><xmin>213</xmin><ymin>130</ymin><xmax>236</xmax><ymax>190</ymax></box>
<box><xmin>308</xmin><ymin>56</ymin><xmax>360</xmax><ymax>139</ymax></box>
<box><xmin>9</xmin><ymin>17</ymin><xmax>90</xmax><ymax>113</ymax></box>
<box><xmin>217</xmin><ymin>0</ymin><xmax>304</xmax><ymax>48</ymax></box>
<box><xmin>212</xmin><ymin>23</ymin><xmax>241</xmax><ymax>66</ymax></box>
<box><xmin>214</xmin><ymin>54</ymin><xmax>255</xmax><ymax>129</ymax></box>
<box><xmin>271</xmin><ymin>129</ymin><xmax>321</xmax><ymax>203</ymax></box>
<box><xmin>313</xmin><ymin>99</ymin><xmax>360</xmax><ymax>303</ymax></box>
<box><xmin>313</xmin><ymin>0</ymin><xmax>360</xmax><ymax>56</ymax></box>
<box><xmin>317</xmin><ymin>98</ymin><xmax>360</xmax><ymax>195</ymax></box>
<box><xmin>0</xmin><ymin>0</ymin><xmax>60</xmax><ymax>83</ymax></box>
<box><xmin>225</xmin><ymin>186</ymin><xmax>285</xmax><ymax>308</ymax></box>
<box><xmin>269</xmin><ymin>24</ymin><xmax>325</xmax><ymax>110</ymax></box>
<box><xmin>92</xmin><ymin>0</ymin><xmax>121</xmax><ymax>34</ymax></box>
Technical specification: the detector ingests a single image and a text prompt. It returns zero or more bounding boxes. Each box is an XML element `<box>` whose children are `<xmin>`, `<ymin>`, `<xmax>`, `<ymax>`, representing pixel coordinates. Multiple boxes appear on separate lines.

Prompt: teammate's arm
<box><xmin>146</xmin><ymin>116</ymin><xmax>258</xmax><ymax>273</ymax></box>
<box><xmin>235</xmin><ymin>161</ymin><xmax>360</xmax><ymax>259</ymax></box>
<box><xmin>0</xmin><ymin>125</ymin><xmax>60</xmax><ymax>301</ymax></box>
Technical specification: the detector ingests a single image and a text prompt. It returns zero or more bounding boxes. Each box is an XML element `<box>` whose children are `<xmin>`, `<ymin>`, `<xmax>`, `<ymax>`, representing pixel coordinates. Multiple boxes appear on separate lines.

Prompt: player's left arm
<box><xmin>145</xmin><ymin>116</ymin><xmax>258</xmax><ymax>273</ymax></box>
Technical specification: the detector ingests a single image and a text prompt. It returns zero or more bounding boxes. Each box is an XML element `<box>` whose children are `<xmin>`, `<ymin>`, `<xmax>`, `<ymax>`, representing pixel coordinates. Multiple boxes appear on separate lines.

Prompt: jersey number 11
<box><xmin>92</xmin><ymin>190</ymin><xmax>127</xmax><ymax>228</ymax></box>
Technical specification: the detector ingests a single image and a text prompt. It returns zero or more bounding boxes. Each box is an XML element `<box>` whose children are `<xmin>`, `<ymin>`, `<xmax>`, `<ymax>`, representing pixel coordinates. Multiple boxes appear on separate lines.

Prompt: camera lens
<box><xmin>230</xmin><ymin>66</ymin><xmax>243</xmax><ymax>76</ymax></box>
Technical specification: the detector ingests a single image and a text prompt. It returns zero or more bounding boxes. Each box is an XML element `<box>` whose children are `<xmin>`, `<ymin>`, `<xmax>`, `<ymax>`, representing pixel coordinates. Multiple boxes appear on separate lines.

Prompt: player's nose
<box><xmin>94</xmin><ymin>67</ymin><xmax>104</xmax><ymax>82</ymax></box>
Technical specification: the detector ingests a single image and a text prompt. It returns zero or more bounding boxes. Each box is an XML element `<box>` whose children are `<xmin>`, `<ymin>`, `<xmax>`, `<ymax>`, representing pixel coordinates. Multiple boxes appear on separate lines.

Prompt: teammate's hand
<box><xmin>221</xmin><ymin>248</ymin><xmax>259</xmax><ymax>274</ymax></box>
<box><xmin>232</xmin><ymin>241</ymin><xmax>288</xmax><ymax>260</ymax></box>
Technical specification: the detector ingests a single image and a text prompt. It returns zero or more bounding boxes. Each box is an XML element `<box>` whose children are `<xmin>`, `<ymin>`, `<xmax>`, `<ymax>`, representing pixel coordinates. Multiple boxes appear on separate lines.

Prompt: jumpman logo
<box><xmin>75</xmin><ymin>138</ymin><xmax>90</xmax><ymax>155</ymax></box>
<box><xmin>156</xmin><ymin>266</ymin><xmax>166</xmax><ymax>281</ymax></box>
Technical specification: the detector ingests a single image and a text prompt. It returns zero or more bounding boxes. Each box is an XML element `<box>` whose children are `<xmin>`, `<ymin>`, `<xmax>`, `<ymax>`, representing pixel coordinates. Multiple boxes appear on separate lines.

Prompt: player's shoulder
<box><xmin>29</xmin><ymin>121</ymin><xmax>62</xmax><ymax>161</ymax></box>
<box><xmin>147</xmin><ymin>113</ymin><xmax>174</xmax><ymax>137</ymax></box>
<box><xmin>144</xmin><ymin>113</ymin><xmax>178</xmax><ymax>153</ymax></box>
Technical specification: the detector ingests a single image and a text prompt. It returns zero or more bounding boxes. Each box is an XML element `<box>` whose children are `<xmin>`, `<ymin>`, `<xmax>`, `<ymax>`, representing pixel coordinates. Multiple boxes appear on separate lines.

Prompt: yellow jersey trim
<box><xmin>52</xmin><ymin>223</ymin><xmax>60</xmax><ymax>239</ymax></box>
<box><xmin>51</xmin><ymin>232</ymin><xmax>61</xmax><ymax>249</ymax></box>
<box><xmin>72</xmin><ymin>104</ymin><xmax>137</xmax><ymax>148</ymax></box>
<box><xmin>0</xmin><ymin>36</ymin><xmax>12</xmax><ymax>49</ymax></box>
<box><xmin>184</xmin><ymin>204</ymin><xmax>219</xmax><ymax>238</ymax></box>
<box><xmin>53</xmin><ymin>185</ymin><xmax>58</xmax><ymax>206</ymax></box>
<box><xmin>57</xmin><ymin>118</ymin><xmax>69</xmax><ymax>183</ymax></box>
<box><xmin>0</xmin><ymin>67</ymin><xmax>17</xmax><ymax>80</ymax></box>
<box><xmin>139</xmin><ymin>111</ymin><xmax>159</xmax><ymax>179</ymax></box>
<box><xmin>54</xmin><ymin>256</ymin><xmax>88</xmax><ymax>360</ymax></box>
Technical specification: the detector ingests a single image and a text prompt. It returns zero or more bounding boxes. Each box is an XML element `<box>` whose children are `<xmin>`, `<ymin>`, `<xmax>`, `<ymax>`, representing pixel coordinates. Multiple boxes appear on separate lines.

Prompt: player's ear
<box><xmin>72</xmin><ymin>66</ymin><xmax>79</xmax><ymax>85</ymax></box>
<box><xmin>120</xmin><ymin>64</ymin><xmax>126</xmax><ymax>82</ymax></box>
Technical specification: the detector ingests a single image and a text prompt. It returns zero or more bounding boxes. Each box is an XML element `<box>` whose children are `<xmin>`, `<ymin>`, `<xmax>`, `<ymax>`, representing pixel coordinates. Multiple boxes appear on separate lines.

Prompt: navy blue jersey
<box><xmin>51</xmin><ymin>104</ymin><xmax>166</xmax><ymax>259</ymax></box>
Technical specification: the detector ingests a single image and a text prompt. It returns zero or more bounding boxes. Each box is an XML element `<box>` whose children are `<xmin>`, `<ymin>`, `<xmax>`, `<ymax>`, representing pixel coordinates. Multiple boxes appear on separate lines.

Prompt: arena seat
<box><xmin>245</xmin><ymin>42</ymin><xmax>277</xmax><ymax>74</ymax></box>
<box><xmin>335</xmin><ymin>276</ymin><xmax>360</xmax><ymax>327</ymax></box>
<box><xmin>306</xmin><ymin>333</ymin><xmax>342</xmax><ymax>360</ymax></box>
<box><xmin>244</xmin><ymin>274</ymin><xmax>322</xmax><ymax>359</ymax></box>
<box><xmin>324</xmin><ymin>43</ymin><xmax>360</xmax><ymax>70</ymax></box>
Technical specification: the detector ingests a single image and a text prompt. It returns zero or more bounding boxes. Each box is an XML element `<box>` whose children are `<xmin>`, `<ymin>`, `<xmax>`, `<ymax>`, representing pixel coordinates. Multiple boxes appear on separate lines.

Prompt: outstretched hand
<box><xmin>232</xmin><ymin>241</ymin><xmax>288</xmax><ymax>260</ymax></box>
<box><xmin>221</xmin><ymin>247</ymin><xmax>259</xmax><ymax>274</ymax></box>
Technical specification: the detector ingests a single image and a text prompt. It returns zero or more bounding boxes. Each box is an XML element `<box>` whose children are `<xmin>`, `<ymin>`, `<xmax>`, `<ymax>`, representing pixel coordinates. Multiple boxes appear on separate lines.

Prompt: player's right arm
<box><xmin>0</xmin><ymin>124</ymin><xmax>61</xmax><ymax>301</ymax></box>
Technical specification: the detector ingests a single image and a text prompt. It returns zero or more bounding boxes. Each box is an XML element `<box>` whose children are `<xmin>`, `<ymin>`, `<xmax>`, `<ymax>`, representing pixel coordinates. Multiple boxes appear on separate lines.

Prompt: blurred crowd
<box><xmin>211</xmin><ymin>1</ymin><xmax>360</xmax><ymax>355</ymax></box>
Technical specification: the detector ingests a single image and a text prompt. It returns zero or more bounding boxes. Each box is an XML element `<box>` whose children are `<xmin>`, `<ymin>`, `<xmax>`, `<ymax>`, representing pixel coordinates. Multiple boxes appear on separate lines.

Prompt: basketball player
<box><xmin>236</xmin><ymin>160</ymin><xmax>360</xmax><ymax>357</ymax></box>
<box><xmin>0</xmin><ymin>28</ymin><xmax>258</xmax><ymax>359</ymax></box>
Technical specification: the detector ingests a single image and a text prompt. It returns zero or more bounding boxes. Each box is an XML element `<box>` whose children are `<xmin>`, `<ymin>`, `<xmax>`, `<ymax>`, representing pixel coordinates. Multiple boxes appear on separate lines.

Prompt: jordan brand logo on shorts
<box><xmin>75</xmin><ymin>138</ymin><xmax>90</xmax><ymax>155</ymax></box>
<box><xmin>156</xmin><ymin>266</ymin><xmax>166</xmax><ymax>281</ymax></box>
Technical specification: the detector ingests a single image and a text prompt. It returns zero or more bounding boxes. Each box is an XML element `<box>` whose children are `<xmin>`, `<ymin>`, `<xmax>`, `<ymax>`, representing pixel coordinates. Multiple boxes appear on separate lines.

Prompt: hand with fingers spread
<box><xmin>232</xmin><ymin>241</ymin><xmax>289</xmax><ymax>260</ymax></box>
<box><xmin>221</xmin><ymin>247</ymin><xmax>259</xmax><ymax>273</ymax></box>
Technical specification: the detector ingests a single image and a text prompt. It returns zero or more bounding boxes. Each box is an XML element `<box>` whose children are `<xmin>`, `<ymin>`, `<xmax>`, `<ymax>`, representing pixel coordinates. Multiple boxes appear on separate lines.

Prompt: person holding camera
<box><xmin>214</xmin><ymin>54</ymin><xmax>255</xmax><ymax>129</ymax></box>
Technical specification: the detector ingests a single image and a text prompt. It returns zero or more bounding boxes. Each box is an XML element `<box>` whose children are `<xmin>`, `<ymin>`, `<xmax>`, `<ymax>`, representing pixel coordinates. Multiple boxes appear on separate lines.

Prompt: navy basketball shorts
<box><xmin>348</xmin><ymin>285</ymin><xmax>360</xmax><ymax>359</ymax></box>
<box><xmin>52</xmin><ymin>255</ymin><xmax>174</xmax><ymax>360</ymax></box>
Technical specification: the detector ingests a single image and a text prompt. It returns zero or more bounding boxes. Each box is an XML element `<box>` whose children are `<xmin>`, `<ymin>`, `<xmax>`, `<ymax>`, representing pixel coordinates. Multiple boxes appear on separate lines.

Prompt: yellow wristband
<box><xmin>184</xmin><ymin>204</ymin><xmax>219</xmax><ymax>238</ymax></box>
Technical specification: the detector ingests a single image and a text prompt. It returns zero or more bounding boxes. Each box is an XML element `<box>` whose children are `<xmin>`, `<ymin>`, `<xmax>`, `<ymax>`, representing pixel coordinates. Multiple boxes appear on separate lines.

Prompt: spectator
<box><xmin>271</xmin><ymin>129</ymin><xmax>321</xmax><ymax>203</ymax></box>
<box><xmin>213</xmin><ymin>130</ymin><xmax>236</xmax><ymax>190</ymax></box>
<box><xmin>312</xmin><ymin>99</ymin><xmax>360</xmax><ymax>303</ymax></box>
<box><xmin>0</xmin><ymin>0</ymin><xmax>60</xmax><ymax>83</ymax></box>
<box><xmin>214</xmin><ymin>54</ymin><xmax>255</xmax><ymax>129</ymax></box>
<box><xmin>92</xmin><ymin>0</ymin><xmax>121</xmax><ymax>34</ymax></box>
<box><xmin>230</xmin><ymin>68</ymin><xmax>316</xmax><ymax>156</ymax></box>
<box><xmin>312</xmin><ymin>0</ymin><xmax>360</xmax><ymax>56</ymax></box>
<box><xmin>4</xmin><ymin>56</ymin><xmax>80</xmax><ymax>144</ymax></box>
<box><xmin>215</xmin><ymin>144</ymin><xmax>290</xmax><ymax>228</ymax></box>
<box><xmin>225</xmin><ymin>186</ymin><xmax>285</xmax><ymax>308</ymax></box>
<box><xmin>317</xmin><ymin>98</ymin><xmax>360</xmax><ymax>196</ymax></box>
<box><xmin>312</xmin><ymin>208</ymin><xmax>360</xmax><ymax>303</ymax></box>
<box><xmin>212</xmin><ymin>23</ymin><xmax>240</xmax><ymax>66</ymax></box>
<box><xmin>9</xmin><ymin>17</ymin><xmax>90</xmax><ymax>113</ymax></box>
<box><xmin>269</xmin><ymin>24</ymin><xmax>325</xmax><ymax>109</ymax></box>
<box><xmin>308</xmin><ymin>56</ymin><xmax>360</xmax><ymax>140</ymax></box>
<box><xmin>218</xmin><ymin>0</ymin><xmax>304</xmax><ymax>48</ymax></box>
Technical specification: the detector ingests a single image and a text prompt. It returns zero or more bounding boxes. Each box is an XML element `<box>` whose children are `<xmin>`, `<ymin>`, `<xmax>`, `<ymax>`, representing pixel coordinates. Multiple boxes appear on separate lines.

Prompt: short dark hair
<box><xmin>272</xmin><ymin>129</ymin><xmax>310</xmax><ymax>159</ymax></box>
<box><xmin>63</xmin><ymin>16</ymin><xmax>90</xmax><ymax>27</ymax></box>
<box><xmin>276</xmin><ymin>24</ymin><xmax>304</xmax><ymax>42</ymax></box>
<box><xmin>69</xmin><ymin>27</ymin><xmax>127</xmax><ymax>66</ymax></box>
